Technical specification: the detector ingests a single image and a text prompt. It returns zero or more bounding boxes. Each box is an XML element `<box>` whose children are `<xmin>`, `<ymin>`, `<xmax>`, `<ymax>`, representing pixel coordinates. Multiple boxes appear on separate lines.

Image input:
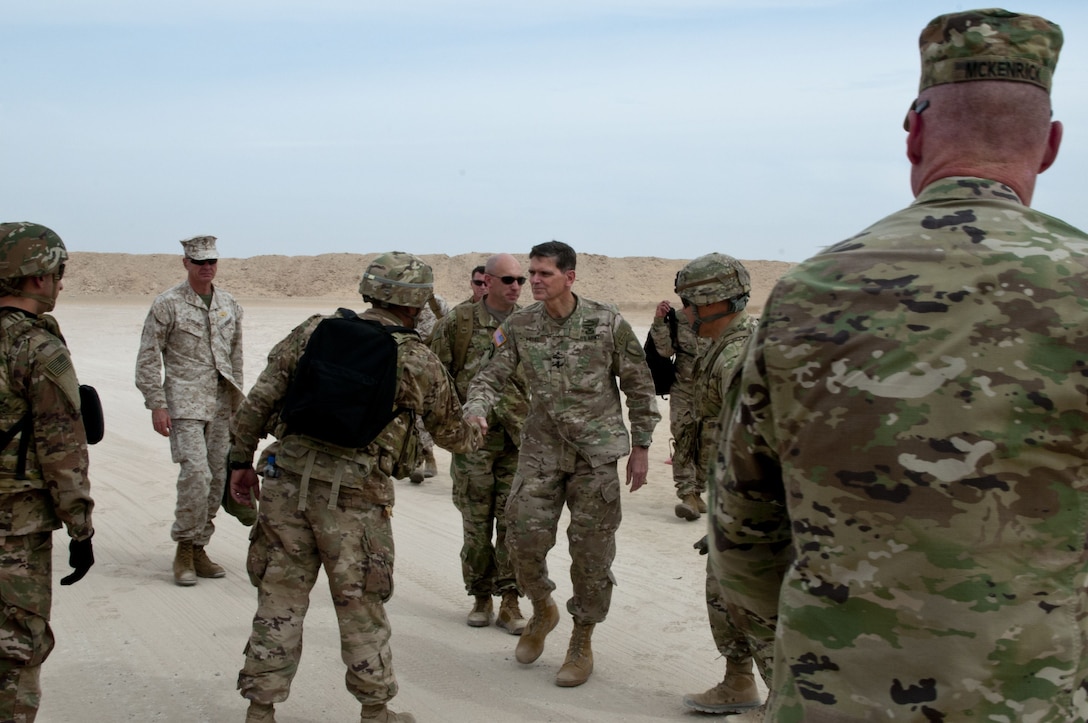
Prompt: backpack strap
<box><xmin>451</xmin><ymin>303</ymin><xmax>477</xmax><ymax>377</ymax></box>
<box><xmin>427</xmin><ymin>296</ymin><xmax>446</xmax><ymax>320</ymax></box>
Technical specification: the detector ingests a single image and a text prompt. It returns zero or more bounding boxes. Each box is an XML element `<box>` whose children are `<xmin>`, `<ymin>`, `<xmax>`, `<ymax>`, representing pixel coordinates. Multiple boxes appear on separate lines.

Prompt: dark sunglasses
<box><xmin>496</xmin><ymin>275</ymin><xmax>526</xmax><ymax>286</ymax></box>
<box><xmin>471</xmin><ymin>279</ymin><xmax>486</xmax><ymax>286</ymax></box>
<box><xmin>189</xmin><ymin>258</ymin><xmax>218</xmax><ymax>266</ymax></box>
<box><xmin>53</xmin><ymin>263</ymin><xmax>65</xmax><ymax>281</ymax></box>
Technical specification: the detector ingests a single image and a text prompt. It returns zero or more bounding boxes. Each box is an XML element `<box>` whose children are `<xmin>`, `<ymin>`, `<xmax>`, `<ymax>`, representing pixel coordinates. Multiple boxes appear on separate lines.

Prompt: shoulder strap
<box><xmin>428</xmin><ymin>296</ymin><xmax>445</xmax><ymax>320</ymax></box>
<box><xmin>451</xmin><ymin>303</ymin><xmax>477</xmax><ymax>374</ymax></box>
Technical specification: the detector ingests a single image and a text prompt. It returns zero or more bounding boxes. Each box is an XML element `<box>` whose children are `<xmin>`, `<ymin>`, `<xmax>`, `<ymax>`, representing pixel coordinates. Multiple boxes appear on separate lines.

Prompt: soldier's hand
<box><xmin>151</xmin><ymin>408</ymin><xmax>171</xmax><ymax>437</ymax></box>
<box><xmin>230</xmin><ymin>467</ymin><xmax>261</xmax><ymax>508</ymax></box>
<box><xmin>465</xmin><ymin>414</ymin><xmax>488</xmax><ymax>437</ymax></box>
<box><xmin>626</xmin><ymin>446</ymin><xmax>649</xmax><ymax>492</ymax></box>
<box><xmin>655</xmin><ymin>300</ymin><xmax>672</xmax><ymax>318</ymax></box>
<box><xmin>60</xmin><ymin>535</ymin><xmax>95</xmax><ymax>585</ymax></box>
<box><xmin>694</xmin><ymin>535</ymin><xmax>708</xmax><ymax>556</ymax></box>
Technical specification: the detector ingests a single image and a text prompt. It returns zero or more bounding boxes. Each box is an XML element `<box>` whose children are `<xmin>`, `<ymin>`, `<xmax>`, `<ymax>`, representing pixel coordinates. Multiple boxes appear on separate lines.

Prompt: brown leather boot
<box><xmin>682</xmin><ymin>657</ymin><xmax>762</xmax><ymax>713</ymax></box>
<box><xmin>695</xmin><ymin>494</ymin><xmax>708</xmax><ymax>514</ymax></box>
<box><xmin>245</xmin><ymin>701</ymin><xmax>276</xmax><ymax>722</ymax></box>
<box><xmin>674</xmin><ymin>494</ymin><xmax>701</xmax><ymax>521</ymax></box>
<box><xmin>555</xmin><ymin>622</ymin><xmax>595</xmax><ymax>687</ymax></box>
<box><xmin>466</xmin><ymin>595</ymin><xmax>493</xmax><ymax>627</ymax></box>
<box><xmin>193</xmin><ymin>545</ymin><xmax>226</xmax><ymax>578</ymax></box>
<box><xmin>360</xmin><ymin>703</ymin><xmax>416</xmax><ymax>722</ymax></box>
<box><xmin>422</xmin><ymin>449</ymin><xmax>437</xmax><ymax>478</ymax></box>
<box><xmin>496</xmin><ymin>591</ymin><xmax>527</xmax><ymax>635</ymax></box>
<box><xmin>515</xmin><ymin>594</ymin><xmax>559</xmax><ymax>664</ymax></box>
<box><xmin>173</xmin><ymin>541</ymin><xmax>196</xmax><ymax>586</ymax></box>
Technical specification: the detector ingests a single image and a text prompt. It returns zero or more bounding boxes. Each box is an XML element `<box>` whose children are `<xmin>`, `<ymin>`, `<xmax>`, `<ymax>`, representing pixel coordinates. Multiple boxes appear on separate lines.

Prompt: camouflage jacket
<box><xmin>465</xmin><ymin>295</ymin><xmax>660</xmax><ymax>467</ymax></box>
<box><xmin>430</xmin><ymin>297</ymin><xmax>530</xmax><ymax>445</ymax></box>
<box><xmin>690</xmin><ymin>311</ymin><xmax>755</xmax><ymax>474</ymax></box>
<box><xmin>0</xmin><ymin>308</ymin><xmax>94</xmax><ymax>539</ymax></box>
<box><xmin>713</xmin><ymin>177</ymin><xmax>1088</xmax><ymax>721</ymax></box>
<box><xmin>415</xmin><ymin>293</ymin><xmax>449</xmax><ymax>343</ymax></box>
<box><xmin>230</xmin><ymin>307</ymin><xmax>478</xmax><ymax>506</ymax></box>
<box><xmin>648</xmin><ymin>309</ymin><xmax>710</xmax><ymax>401</ymax></box>
<box><xmin>135</xmin><ymin>280</ymin><xmax>244</xmax><ymax>420</ymax></box>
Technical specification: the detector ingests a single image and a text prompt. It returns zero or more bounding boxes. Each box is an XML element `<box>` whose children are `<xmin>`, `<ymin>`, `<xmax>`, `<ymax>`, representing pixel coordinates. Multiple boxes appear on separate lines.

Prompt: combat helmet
<box><xmin>359</xmin><ymin>251</ymin><xmax>434</xmax><ymax>308</ymax></box>
<box><xmin>675</xmin><ymin>253</ymin><xmax>751</xmax><ymax>308</ymax></box>
<box><xmin>0</xmin><ymin>222</ymin><xmax>67</xmax><ymax>281</ymax></box>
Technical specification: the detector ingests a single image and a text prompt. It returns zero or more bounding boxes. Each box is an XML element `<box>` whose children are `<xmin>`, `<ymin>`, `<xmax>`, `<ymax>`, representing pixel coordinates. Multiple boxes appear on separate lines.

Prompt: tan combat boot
<box><xmin>695</xmin><ymin>494</ymin><xmax>708</xmax><ymax>514</ymax></box>
<box><xmin>682</xmin><ymin>657</ymin><xmax>762</xmax><ymax>713</ymax></box>
<box><xmin>555</xmin><ymin>622</ymin><xmax>594</xmax><ymax>687</ymax></box>
<box><xmin>245</xmin><ymin>701</ymin><xmax>276</xmax><ymax>722</ymax></box>
<box><xmin>515</xmin><ymin>594</ymin><xmax>559</xmax><ymax>664</ymax></box>
<box><xmin>173</xmin><ymin>541</ymin><xmax>196</xmax><ymax>586</ymax></box>
<box><xmin>422</xmin><ymin>449</ymin><xmax>437</xmax><ymax>479</ymax></box>
<box><xmin>674</xmin><ymin>493</ymin><xmax>701</xmax><ymax>521</ymax></box>
<box><xmin>496</xmin><ymin>590</ymin><xmax>527</xmax><ymax>635</ymax></box>
<box><xmin>193</xmin><ymin>545</ymin><xmax>226</xmax><ymax>578</ymax></box>
<box><xmin>360</xmin><ymin>703</ymin><xmax>416</xmax><ymax>722</ymax></box>
<box><xmin>466</xmin><ymin>595</ymin><xmax>493</xmax><ymax>627</ymax></box>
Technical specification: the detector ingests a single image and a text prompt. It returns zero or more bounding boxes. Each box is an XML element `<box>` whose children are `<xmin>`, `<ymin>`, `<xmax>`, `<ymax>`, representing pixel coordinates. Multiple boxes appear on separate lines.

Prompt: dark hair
<box><xmin>529</xmin><ymin>240</ymin><xmax>576</xmax><ymax>272</ymax></box>
<box><xmin>471</xmin><ymin>265</ymin><xmax>485</xmax><ymax>277</ymax></box>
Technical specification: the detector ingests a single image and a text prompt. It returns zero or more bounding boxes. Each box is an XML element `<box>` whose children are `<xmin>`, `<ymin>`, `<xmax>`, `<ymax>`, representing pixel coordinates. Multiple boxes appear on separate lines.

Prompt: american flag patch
<box><xmin>493</xmin><ymin>327</ymin><xmax>507</xmax><ymax>347</ymax></box>
<box><xmin>45</xmin><ymin>352</ymin><xmax>72</xmax><ymax>378</ymax></box>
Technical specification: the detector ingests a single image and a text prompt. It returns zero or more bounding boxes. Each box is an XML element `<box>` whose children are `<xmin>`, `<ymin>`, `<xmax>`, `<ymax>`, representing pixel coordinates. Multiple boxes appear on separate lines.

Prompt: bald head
<box><xmin>483</xmin><ymin>253</ymin><xmax>524</xmax><ymax>312</ymax></box>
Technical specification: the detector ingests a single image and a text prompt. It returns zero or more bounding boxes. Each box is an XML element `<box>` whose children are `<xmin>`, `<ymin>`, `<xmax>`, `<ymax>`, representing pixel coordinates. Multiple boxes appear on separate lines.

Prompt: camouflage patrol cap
<box><xmin>180</xmin><ymin>235</ymin><xmax>218</xmax><ymax>261</ymax></box>
<box><xmin>0</xmin><ymin>222</ymin><xmax>68</xmax><ymax>280</ymax></box>
<box><xmin>675</xmin><ymin>253</ymin><xmax>751</xmax><ymax>307</ymax></box>
<box><xmin>917</xmin><ymin>9</ymin><xmax>1062</xmax><ymax>93</ymax></box>
<box><xmin>359</xmin><ymin>251</ymin><xmax>434</xmax><ymax>308</ymax></box>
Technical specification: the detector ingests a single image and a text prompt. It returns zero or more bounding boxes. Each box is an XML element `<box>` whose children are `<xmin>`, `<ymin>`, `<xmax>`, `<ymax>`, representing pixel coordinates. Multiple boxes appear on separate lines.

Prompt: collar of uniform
<box><xmin>912</xmin><ymin>176</ymin><xmax>1025</xmax><ymax>207</ymax></box>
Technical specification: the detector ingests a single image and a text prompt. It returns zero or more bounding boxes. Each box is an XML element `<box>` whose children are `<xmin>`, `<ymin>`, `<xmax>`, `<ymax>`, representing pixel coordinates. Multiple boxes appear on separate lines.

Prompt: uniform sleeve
<box><xmin>710</xmin><ymin>318</ymin><xmax>791</xmax><ymax>641</ymax></box>
<box><xmin>31</xmin><ymin>342</ymin><xmax>94</xmax><ymax>540</ymax></box>
<box><xmin>405</xmin><ymin>346</ymin><xmax>480</xmax><ymax>454</ymax></box>
<box><xmin>229</xmin><ymin>317</ymin><xmax>315</xmax><ymax>464</ymax></box>
<box><xmin>612</xmin><ymin>314</ymin><xmax>660</xmax><ymax>447</ymax></box>
<box><xmin>463</xmin><ymin>325</ymin><xmax>519</xmax><ymax>419</ymax></box>
<box><xmin>231</xmin><ymin>299</ymin><xmax>244</xmax><ymax>393</ymax></box>
<box><xmin>134</xmin><ymin>298</ymin><xmax>172</xmax><ymax>410</ymax></box>
<box><xmin>648</xmin><ymin>316</ymin><xmax>676</xmax><ymax>357</ymax></box>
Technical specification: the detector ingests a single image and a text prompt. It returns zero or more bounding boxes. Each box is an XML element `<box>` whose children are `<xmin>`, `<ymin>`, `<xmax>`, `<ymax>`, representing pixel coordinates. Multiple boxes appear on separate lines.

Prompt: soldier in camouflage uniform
<box><xmin>713</xmin><ymin>10</ymin><xmax>1088</xmax><ymax>720</ymax></box>
<box><xmin>0</xmin><ymin>222</ymin><xmax>95</xmax><ymax>722</ymax></box>
<box><xmin>648</xmin><ymin>298</ymin><xmax>710</xmax><ymax>520</ymax></box>
<box><xmin>430</xmin><ymin>253</ymin><xmax>529</xmax><ymax>633</ymax></box>
<box><xmin>135</xmin><ymin>235</ymin><xmax>243</xmax><ymax>586</ymax></box>
<box><xmin>467</xmin><ymin>265</ymin><xmax>487</xmax><ymax>304</ymax></box>
<box><xmin>228</xmin><ymin>252</ymin><xmax>479</xmax><ymax>723</ymax></box>
<box><xmin>671</xmin><ymin>254</ymin><xmax>764</xmax><ymax>715</ymax></box>
<box><xmin>465</xmin><ymin>241</ymin><xmax>660</xmax><ymax>688</ymax></box>
<box><xmin>406</xmin><ymin>292</ymin><xmax>449</xmax><ymax>483</ymax></box>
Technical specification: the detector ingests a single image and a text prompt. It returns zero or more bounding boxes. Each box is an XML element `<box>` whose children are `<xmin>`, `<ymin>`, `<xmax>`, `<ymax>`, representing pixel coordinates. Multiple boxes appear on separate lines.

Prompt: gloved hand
<box><xmin>60</xmin><ymin>534</ymin><xmax>95</xmax><ymax>585</ymax></box>
<box><xmin>694</xmin><ymin>535</ymin><xmax>708</xmax><ymax>556</ymax></box>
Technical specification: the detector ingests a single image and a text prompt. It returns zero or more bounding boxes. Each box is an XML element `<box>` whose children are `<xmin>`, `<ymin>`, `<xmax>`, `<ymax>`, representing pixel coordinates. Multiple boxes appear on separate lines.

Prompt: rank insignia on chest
<box><xmin>493</xmin><ymin>327</ymin><xmax>507</xmax><ymax>347</ymax></box>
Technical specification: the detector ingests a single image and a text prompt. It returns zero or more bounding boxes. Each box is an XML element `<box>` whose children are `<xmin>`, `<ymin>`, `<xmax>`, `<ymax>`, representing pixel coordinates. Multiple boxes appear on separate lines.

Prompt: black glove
<box><xmin>694</xmin><ymin>535</ymin><xmax>708</xmax><ymax>556</ymax></box>
<box><xmin>60</xmin><ymin>535</ymin><xmax>95</xmax><ymax>585</ymax></box>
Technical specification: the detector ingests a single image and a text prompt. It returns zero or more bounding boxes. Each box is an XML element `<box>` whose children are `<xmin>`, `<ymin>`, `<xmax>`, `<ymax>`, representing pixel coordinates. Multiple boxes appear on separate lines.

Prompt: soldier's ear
<box><xmin>1039</xmin><ymin>120</ymin><xmax>1062</xmax><ymax>174</ymax></box>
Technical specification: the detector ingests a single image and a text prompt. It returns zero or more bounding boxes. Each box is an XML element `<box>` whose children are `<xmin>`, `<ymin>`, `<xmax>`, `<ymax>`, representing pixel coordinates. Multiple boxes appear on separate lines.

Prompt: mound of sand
<box><xmin>65</xmin><ymin>252</ymin><xmax>795</xmax><ymax>313</ymax></box>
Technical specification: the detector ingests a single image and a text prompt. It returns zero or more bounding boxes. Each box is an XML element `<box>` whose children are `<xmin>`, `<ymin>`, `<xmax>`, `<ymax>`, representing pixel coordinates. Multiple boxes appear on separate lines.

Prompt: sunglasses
<box><xmin>471</xmin><ymin>279</ymin><xmax>486</xmax><ymax>286</ymax></box>
<box><xmin>189</xmin><ymin>258</ymin><xmax>218</xmax><ymax>266</ymax></box>
<box><xmin>53</xmin><ymin>263</ymin><xmax>65</xmax><ymax>281</ymax></box>
<box><xmin>496</xmin><ymin>275</ymin><xmax>526</xmax><ymax>286</ymax></box>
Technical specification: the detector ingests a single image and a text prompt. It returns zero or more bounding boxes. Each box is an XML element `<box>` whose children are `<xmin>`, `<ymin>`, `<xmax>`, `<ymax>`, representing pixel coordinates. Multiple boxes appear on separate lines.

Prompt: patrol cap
<box><xmin>180</xmin><ymin>235</ymin><xmax>218</xmax><ymax>261</ymax></box>
<box><xmin>917</xmin><ymin>9</ymin><xmax>1062</xmax><ymax>93</ymax></box>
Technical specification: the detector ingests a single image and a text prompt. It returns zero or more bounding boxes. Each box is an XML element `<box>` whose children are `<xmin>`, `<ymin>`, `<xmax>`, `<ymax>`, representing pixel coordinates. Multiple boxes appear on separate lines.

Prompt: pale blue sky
<box><xmin>4</xmin><ymin>1</ymin><xmax>1087</xmax><ymax>262</ymax></box>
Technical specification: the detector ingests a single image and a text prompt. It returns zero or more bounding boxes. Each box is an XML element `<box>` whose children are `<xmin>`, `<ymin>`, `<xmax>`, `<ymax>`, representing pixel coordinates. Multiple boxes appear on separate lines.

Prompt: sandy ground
<box><xmin>35</xmin><ymin>292</ymin><xmax>774</xmax><ymax>723</ymax></box>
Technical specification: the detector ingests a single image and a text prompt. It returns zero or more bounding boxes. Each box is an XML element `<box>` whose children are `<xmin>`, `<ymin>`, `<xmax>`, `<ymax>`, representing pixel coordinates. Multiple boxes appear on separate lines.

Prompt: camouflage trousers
<box><xmin>705</xmin><ymin>561</ymin><xmax>773</xmax><ymax>683</ymax></box>
<box><xmin>668</xmin><ymin>386</ymin><xmax>701</xmax><ymax>498</ymax></box>
<box><xmin>0</xmin><ymin>532</ymin><xmax>55</xmax><ymax>723</ymax></box>
<box><xmin>168</xmin><ymin>396</ymin><xmax>230</xmax><ymax>545</ymax></box>
<box><xmin>507</xmin><ymin>443</ymin><xmax>621</xmax><ymax>625</ymax></box>
<box><xmin>238</xmin><ymin>472</ymin><xmax>398</xmax><ymax>707</ymax></box>
<box><xmin>451</xmin><ymin>428</ymin><xmax>519</xmax><ymax>597</ymax></box>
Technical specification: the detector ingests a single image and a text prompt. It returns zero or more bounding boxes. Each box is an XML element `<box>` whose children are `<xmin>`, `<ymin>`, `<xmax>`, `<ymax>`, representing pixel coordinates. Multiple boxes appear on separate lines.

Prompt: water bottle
<box><xmin>262</xmin><ymin>454</ymin><xmax>281</xmax><ymax>478</ymax></box>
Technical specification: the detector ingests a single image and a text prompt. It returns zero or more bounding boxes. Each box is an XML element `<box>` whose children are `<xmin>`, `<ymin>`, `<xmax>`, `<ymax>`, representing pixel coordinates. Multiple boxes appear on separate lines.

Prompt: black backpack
<box><xmin>644</xmin><ymin>308</ymin><xmax>679</xmax><ymax>397</ymax></box>
<box><xmin>280</xmin><ymin>309</ymin><xmax>415</xmax><ymax>449</ymax></box>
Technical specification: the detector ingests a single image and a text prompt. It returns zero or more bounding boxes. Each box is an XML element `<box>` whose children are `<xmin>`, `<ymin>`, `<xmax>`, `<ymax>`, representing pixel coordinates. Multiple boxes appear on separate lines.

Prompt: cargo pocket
<box><xmin>361</xmin><ymin>528</ymin><xmax>394</xmax><ymax>603</ymax></box>
<box><xmin>245</xmin><ymin>524</ymin><xmax>269</xmax><ymax>588</ymax></box>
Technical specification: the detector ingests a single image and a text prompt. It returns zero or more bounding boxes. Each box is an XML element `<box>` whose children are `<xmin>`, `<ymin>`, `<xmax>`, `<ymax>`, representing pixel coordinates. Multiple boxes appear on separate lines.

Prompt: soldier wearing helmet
<box><xmin>228</xmin><ymin>251</ymin><xmax>480</xmax><ymax>723</ymax></box>
<box><xmin>0</xmin><ymin>222</ymin><xmax>95</xmax><ymax>720</ymax></box>
<box><xmin>135</xmin><ymin>234</ymin><xmax>244</xmax><ymax>587</ymax></box>
<box><xmin>674</xmin><ymin>252</ymin><xmax>767</xmax><ymax>716</ymax></box>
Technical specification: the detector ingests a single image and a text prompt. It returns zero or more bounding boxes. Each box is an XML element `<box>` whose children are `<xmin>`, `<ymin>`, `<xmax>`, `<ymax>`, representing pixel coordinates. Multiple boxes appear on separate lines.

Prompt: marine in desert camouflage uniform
<box><xmin>135</xmin><ymin>235</ymin><xmax>243</xmax><ymax>586</ymax></box>
<box><xmin>0</xmin><ymin>222</ymin><xmax>95</xmax><ymax>722</ymax></box>
<box><xmin>465</xmin><ymin>240</ymin><xmax>660</xmax><ymax>688</ymax></box>
<box><xmin>229</xmin><ymin>252</ymin><xmax>479</xmax><ymax>723</ymax></box>
<box><xmin>671</xmin><ymin>254</ymin><xmax>764</xmax><ymax>716</ymax></box>
<box><xmin>713</xmin><ymin>10</ymin><xmax>1088</xmax><ymax>720</ymax></box>
<box><xmin>430</xmin><ymin>254</ymin><xmax>530</xmax><ymax>634</ymax></box>
<box><xmin>648</xmin><ymin>299</ymin><xmax>710</xmax><ymax>520</ymax></box>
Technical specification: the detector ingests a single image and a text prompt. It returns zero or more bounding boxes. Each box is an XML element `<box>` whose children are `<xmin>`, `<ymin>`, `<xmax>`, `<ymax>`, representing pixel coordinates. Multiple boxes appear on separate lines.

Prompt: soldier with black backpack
<box><xmin>227</xmin><ymin>252</ymin><xmax>480</xmax><ymax>723</ymax></box>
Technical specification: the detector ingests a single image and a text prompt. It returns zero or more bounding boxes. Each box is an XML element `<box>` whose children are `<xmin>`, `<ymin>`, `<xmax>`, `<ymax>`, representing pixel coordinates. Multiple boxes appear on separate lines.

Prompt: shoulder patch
<box><xmin>45</xmin><ymin>349</ymin><xmax>72</xmax><ymax>378</ymax></box>
<box><xmin>44</xmin><ymin>347</ymin><xmax>81</xmax><ymax>409</ymax></box>
<box><xmin>493</xmin><ymin>326</ymin><xmax>507</xmax><ymax>347</ymax></box>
